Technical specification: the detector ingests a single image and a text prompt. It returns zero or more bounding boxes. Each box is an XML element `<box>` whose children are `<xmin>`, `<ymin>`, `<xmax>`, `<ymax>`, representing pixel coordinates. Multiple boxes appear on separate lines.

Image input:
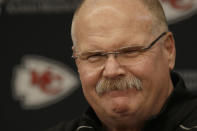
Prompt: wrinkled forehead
<box><xmin>72</xmin><ymin>0</ymin><xmax>155</xmax><ymax>51</ymax></box>
<box><xmin>78</xmin><ymin>0</ymin><xmax>149</xmax><ymax>15</ymax></box>
<box><xmin>75</xmin><ymin>0</ymin><xmax>153</xmax><ymax>25</ymax></box>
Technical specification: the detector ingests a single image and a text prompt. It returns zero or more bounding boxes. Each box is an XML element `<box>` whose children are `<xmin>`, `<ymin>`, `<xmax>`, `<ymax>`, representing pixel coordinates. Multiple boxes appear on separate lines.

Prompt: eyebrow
<box><xmin>80</xmin><ymin>50</ymin><xmax>105</xmax><ymax>56</ymax></box>
<box><xmin>115</xmin><ymin>45</ymin><xmax>145</xmax><ymax>53</ymax></box>
<box><xmin>80</xmin><ymin>45</ymin><xmax>145</xmax><ymax>55</ymax></box>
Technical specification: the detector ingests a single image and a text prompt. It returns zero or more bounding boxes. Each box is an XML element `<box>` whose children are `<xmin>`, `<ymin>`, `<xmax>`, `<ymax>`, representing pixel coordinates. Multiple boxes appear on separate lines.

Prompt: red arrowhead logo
<box><xmin>12</xmin><ymin>55</ymin><xmax>79</xmax><ymax>109</ymax></box>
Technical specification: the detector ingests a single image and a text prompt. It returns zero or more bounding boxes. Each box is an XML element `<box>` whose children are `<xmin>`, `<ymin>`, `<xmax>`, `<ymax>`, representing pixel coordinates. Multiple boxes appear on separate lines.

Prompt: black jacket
<box><xmin>46</xmin><ymin>72</ymin><xmax>197</xmax><ymax>131</ymax></box>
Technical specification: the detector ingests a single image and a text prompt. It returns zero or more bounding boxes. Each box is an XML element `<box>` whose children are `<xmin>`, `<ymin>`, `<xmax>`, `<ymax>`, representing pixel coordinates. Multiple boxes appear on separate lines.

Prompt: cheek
<box><xmin>127</xmin><ymin>58</ymin><xmax>156</xmax><ymax>80</ymax></box>
<box><xmin>77</xmin><ymin>64</ymin><xmax>105</xmax><ymax>107</ymax></box>
<box><xmin>77</xmin><ymin>63</ymin><xmax>102</xmax><ymax>92</ymax></box>
<box><xmin>127</xmin><ymin>52</ymin><xmax>168</xmax><ymax>93</ymax></box>
<box><xmin>130</xmin><ymin>49</ymin><xmax>168</xmax><ymax>80</ymax></box>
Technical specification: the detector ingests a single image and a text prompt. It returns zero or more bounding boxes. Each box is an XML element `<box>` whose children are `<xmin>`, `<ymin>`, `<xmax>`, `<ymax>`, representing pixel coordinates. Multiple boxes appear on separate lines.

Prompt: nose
<box><xmin>102</xmin><ymin>55</ymin><xmax>126</xmax><ymax>78</ymax></box>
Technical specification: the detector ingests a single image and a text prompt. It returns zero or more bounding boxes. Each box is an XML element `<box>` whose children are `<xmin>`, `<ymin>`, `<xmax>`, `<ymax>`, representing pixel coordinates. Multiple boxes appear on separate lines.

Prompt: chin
<box><xmin>102</xmin><ymin>90</ymin><xmax>141</xmax><ymax>113</ymax></box>
<box><xmin>105</xmin><ymin>101</ymin><xmax>144</xmax><ymax>127</ymax></box>
<box><xmin>104</xmin><ymin>98</ymin><xmax>136</xmax><ymax>118</ymax></box>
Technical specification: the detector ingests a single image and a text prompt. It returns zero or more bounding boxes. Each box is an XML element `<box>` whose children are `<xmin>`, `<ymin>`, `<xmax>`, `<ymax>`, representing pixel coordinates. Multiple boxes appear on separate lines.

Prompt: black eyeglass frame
<box><xmin>141</xmin><ymin>32</ymin><xmax>167</xmax><ymax>51</ymax></box>
<box><xmin>72</xmin><ymin>32</ymin><xmax>167</xmax><ymax>60</ymax></box>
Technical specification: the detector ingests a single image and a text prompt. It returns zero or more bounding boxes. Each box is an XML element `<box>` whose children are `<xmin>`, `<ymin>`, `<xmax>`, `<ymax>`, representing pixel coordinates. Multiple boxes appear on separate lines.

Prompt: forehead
<box><xmin>73</xmin><ymin>0</ymin><xmax>155</xmax><ymax>51</ymax></box>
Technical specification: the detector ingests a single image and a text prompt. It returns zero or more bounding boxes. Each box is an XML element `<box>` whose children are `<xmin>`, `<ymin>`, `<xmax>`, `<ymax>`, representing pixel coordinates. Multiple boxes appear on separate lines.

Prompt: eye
<box><xmin>86</xmin><ymin>53</ymin><xmax>103</xmax><ymax>62</ymax></box>
<box><xmin>123</xmin><ymin>50</ymin><xmax>140</xmax><ymax>57</ymax></box>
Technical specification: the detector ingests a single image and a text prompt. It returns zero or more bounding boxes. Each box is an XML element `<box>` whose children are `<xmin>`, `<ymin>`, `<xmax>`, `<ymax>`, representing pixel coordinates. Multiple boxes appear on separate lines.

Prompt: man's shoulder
<box><xmin>145</xmin><ymin>95</ymin><xmax>197</xmax><ymax>131</ymax></box>
<box><xmin>172</xmin><ymin>95</ymin><xmax>197</xmax><ymax>131</ymax></box>
<box><xmin>173</xmin><ymin>92</ymin><xmax>197</xmax><ymax>118</ymax></box>
<box><xmin>182</xmin><ymin>96</ymin><xmax>197</xmax><ymax>121</ymax></box>
<box><xmin>177</xmin><ymin>99</ymin><xmax>197</xmax><ymax>131</ymax></box>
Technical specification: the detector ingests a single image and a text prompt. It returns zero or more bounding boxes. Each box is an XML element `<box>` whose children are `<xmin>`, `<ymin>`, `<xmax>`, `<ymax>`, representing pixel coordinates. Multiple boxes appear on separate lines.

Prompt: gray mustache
<box><xmin>96</xmin><ymin>74</ymin><xmax>142</xmax><ymax>96</ymax></box>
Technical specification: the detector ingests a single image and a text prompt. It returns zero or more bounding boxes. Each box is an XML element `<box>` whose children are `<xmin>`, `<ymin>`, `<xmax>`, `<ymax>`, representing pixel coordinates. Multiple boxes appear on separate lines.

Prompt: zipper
<box><xmin>180</xmin><ymin>124</ymin><xmax>197</xmax><ymax>130</ymax></box>
<box><xmin>76</xmin><ymin>125</ymin><xmax>94</xmax><ymax>131</ymax></box>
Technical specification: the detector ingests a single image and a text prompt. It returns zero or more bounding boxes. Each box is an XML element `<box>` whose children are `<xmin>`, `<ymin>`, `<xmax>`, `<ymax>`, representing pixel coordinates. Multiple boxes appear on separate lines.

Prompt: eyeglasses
<box><xmin>72</xmin><ymin>32</ymin><xmax>167</xmax><ymax>67</ymax></box>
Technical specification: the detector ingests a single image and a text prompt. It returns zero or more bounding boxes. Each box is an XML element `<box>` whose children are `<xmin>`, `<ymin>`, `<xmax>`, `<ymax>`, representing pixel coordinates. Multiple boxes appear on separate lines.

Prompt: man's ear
<box><xmin>72</xmin><ymin>46</ymin><xmax>76</xmax><ymax>57</ymax></box>
<box><xmin>163</xmin><ymin>32</ymin><xmax>176</xmax><ymax>70</ymax></box>
<box><xmin>72</xmin><ymin>46</ymin><xmax>75</xmax><ymax>52</ymax></box>
<box><xmin>72</xmin><ymin>46</ymin><xmax>80</xmax><ymax>66</ymax></box>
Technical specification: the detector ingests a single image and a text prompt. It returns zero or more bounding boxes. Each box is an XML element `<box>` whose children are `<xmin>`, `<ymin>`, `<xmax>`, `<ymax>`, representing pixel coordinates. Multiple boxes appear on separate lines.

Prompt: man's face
<box><xmin>72</xmin><ymin>0</ymin><xmax>175</xmax><ymax>125</ymax></box>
